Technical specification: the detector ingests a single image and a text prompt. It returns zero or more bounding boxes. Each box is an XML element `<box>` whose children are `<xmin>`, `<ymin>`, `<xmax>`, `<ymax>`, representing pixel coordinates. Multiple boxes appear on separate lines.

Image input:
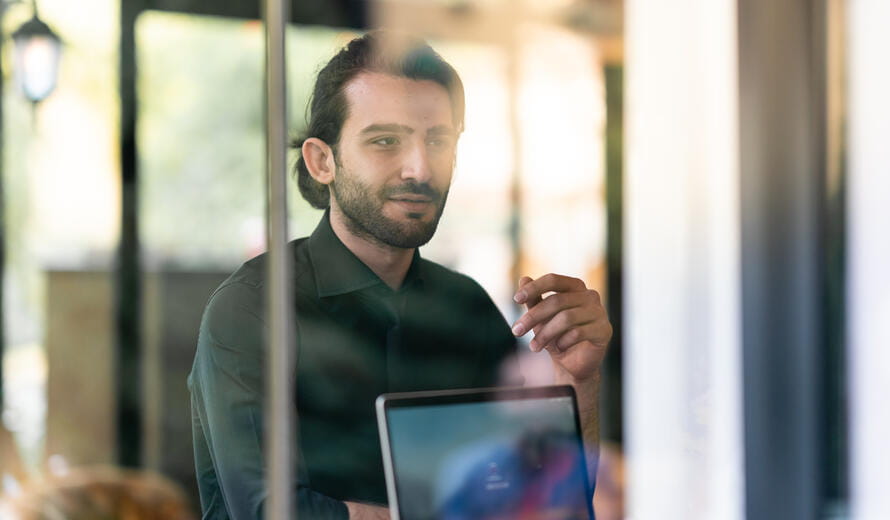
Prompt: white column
<box><xmin>624</xmin><ymin>1</ymin><xmax>744</xmax><ymax>519</ymax></box>
<box><xmin>848</xmin><ymin>2</ymin><xmax>890</xmax><ymax>519</ymax></box>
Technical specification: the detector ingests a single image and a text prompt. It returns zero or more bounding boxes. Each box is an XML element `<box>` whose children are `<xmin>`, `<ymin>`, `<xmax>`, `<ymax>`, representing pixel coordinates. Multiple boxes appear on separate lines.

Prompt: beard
<box><xmin>329</xmin><ymin>163</ymin><xmax>449</xmax><ymax>249</ymax></box>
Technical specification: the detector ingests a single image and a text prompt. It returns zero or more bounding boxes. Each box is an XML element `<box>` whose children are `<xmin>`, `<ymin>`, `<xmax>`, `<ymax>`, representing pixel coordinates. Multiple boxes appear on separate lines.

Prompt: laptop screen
<box><xmin>378</xmin><ymin>386</ymin><xmax>593</xmax><ymax>520</ymax></box>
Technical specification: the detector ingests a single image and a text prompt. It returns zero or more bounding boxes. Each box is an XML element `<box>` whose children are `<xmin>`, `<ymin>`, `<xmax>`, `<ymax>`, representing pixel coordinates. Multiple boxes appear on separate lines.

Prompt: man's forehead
<box><xmin>342</xmin><ymin>72</ymin><xmax>455</xmax><ymax>132</ymax></box>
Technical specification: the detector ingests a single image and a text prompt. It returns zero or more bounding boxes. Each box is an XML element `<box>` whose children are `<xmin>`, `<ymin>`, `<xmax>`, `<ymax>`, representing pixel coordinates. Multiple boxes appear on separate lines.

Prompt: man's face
<box><xmin>329</xmin><ymin>72</ymin><xmax>458</xmax><ymax>249</ymax></box>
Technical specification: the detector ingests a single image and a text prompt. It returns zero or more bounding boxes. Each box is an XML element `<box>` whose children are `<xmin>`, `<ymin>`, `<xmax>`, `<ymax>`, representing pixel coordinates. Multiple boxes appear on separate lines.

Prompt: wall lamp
<box><xmin>6</xmin><ymin>0</ymin><xmax>61</xmax><ymax>104</ymax></box>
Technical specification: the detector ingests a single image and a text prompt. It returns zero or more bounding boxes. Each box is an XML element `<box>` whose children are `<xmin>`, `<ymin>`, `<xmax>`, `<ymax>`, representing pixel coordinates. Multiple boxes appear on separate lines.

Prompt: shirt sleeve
<box><xmin>189</xmin><ymin>281</ymin><xmax>349</xmax><ymax>520</ymax></box>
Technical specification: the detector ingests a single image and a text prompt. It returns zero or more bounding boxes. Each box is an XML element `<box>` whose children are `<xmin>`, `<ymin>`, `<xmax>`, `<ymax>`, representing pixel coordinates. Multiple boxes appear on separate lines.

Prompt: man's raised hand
<box><xmin>511</xmin><ymin>274</ymin><xmax>612</xmax><ymax>382</ymax></box>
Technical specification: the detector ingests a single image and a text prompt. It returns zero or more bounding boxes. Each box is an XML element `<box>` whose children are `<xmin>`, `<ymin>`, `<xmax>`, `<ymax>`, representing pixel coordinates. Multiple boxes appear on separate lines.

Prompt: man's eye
<box><xmin>427</xmin><ymin>137</ymin><xmax>453</xmax><ymax>149</ymax></box>
<box><xmin>373</xmin><ymin>136</ymin><xmax>399</xmax><ymax>146</ymax></box>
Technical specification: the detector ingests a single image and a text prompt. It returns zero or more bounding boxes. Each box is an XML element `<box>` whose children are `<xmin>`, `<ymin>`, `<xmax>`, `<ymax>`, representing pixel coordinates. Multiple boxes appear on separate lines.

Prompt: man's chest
<box><xmin>292</xmin><ymin>290</ymin><xmax>494</xmax><ymax>416</ymax></box>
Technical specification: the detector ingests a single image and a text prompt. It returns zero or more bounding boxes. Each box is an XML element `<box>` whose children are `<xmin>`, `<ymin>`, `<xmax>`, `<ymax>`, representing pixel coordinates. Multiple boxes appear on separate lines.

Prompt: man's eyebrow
<box><xmin>427</xmin><ymin>125</ymin><xmax>457</xmax><ymax>136</ymax></box>
<box><xmin>360</xmin><ymin>123</ymin><xmax>413</xmax><ymax>135</ymax></box>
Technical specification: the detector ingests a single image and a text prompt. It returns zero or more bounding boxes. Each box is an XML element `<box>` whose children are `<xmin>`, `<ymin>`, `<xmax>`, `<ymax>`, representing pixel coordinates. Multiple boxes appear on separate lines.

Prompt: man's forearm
<box><xmin>345</xmin><ymin>501</ymin><xmax>390</xmax><ymax>520</ymax></box>
<box><xmin>555</xmin><ymin>364</ymin><xmax>602</xmax><ymax>485</ymax></box>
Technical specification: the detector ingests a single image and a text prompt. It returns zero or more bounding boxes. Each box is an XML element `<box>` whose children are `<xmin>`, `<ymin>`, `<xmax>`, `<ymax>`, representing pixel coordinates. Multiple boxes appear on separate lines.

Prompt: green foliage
<box><xmin>137</xmin><ymin>12</ymin><xmax>358</xmax><ymax>267</ymax></box>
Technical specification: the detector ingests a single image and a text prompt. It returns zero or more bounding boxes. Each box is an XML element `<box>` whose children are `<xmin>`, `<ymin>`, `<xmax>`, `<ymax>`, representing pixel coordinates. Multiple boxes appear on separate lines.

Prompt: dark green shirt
<box><xmin>189</xmin><ymin>213</ymin><xmax>518</xmax><ymax>519</ymax></box>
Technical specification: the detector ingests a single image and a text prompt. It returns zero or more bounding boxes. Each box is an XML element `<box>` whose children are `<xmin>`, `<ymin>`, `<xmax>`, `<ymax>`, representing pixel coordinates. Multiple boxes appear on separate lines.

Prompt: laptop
<box><xmin>376</xmin><ymin>385</ymin><xmax>595</xmax><ymax>520</ymax></box>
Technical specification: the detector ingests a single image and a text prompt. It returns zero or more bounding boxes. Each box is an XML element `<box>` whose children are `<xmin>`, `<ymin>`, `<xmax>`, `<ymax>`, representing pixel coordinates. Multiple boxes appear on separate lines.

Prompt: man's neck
<box><xmin>328</xmin><ymin>208</ymin><xmax>415</xmax><ymax>290</ymax></box>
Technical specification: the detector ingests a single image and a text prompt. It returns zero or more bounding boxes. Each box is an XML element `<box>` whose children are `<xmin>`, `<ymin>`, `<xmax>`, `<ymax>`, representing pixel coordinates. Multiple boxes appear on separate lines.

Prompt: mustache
<box><xmin>383</xmin><ymin>182</ymin><xmax>442</xmax><ymax>202</ymax></box>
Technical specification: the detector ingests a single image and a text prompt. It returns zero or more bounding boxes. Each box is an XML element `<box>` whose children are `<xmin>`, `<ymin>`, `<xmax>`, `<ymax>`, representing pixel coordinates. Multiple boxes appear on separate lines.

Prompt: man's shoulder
<box><xmin>417</xmin><ymin>258</ymin><xmax>486</xmax><ymax>292</ymax></box>
<box><xmin>415</xmin><ymin>258</ymin><xmax>499</xmax><ymax>311</ymax></box>
<box><xmin>196</xmin><ymin>237</ymin><xmax>313</xmax><ymax>352</ymax></box>
<box><xmin>212</xmin><ymin>237</ymin><xmax>312</xmax><ymax>294</ymax></box>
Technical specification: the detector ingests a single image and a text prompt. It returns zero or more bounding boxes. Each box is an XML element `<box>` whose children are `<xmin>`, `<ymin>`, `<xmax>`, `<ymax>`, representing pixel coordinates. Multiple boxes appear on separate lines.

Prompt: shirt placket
<box><xmin>382</xmin><ymin>289</ymin><xmax>409</xmax><ymax>392</ymax></box>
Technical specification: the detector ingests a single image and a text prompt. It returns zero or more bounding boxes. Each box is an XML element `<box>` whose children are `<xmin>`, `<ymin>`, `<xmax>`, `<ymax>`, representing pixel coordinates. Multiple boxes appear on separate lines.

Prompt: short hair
<box><xmin>292</xmin><ymin>31</ymin><xmax>466</xmax><ymax>209</ymax></box>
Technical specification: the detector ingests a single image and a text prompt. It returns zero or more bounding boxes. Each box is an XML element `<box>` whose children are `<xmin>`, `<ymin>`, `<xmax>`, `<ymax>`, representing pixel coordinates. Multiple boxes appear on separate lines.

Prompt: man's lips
<box><xmin>390</xmin><ymin>196</ymin><xmax>433</xmax><ymax>203</ymax></box>
<box><xmin>388</xmin><ymin>197</ymin><xmax>434</xmax><ymax>212</ymax></box>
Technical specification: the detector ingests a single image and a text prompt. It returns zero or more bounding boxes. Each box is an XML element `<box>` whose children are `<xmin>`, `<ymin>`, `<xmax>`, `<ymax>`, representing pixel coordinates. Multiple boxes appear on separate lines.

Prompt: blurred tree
<box><xmin>138</xmin><ymin>14</ymin><xmax>357</xmax><ymax>267</ymax></box>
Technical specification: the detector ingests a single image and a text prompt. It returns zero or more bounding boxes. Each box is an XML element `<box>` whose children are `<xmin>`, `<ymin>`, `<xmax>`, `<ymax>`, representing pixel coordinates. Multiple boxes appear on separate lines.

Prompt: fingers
<box><xmin>529</xmin><ymin>308</ymin><xmax>595</xmax><ymax>352</ymax></box>
<box><xmin>512</xmin><ymin>274</ymin><xmax>609</xmax><ymax>353</ymax></box>
<box><xmin>528</xmin><ymin>301</ymin><xmax>609</xmax><ymax>353</ymax></box>
<box><xmin>517</xmin><ymin>276</ymin><xmax>541</xmax><ymax>309</ymax></box>
<box><xmin>514</xmin><ymin>273</ymin><xmax>587</xmax><ymax>306</ymax></box>
<box><xmin>511</xmin><ymin>290</ymin><xmax>593</xmax><ymax>339</ymax></box>
<box><xmin>549</xmin><ymin>315</ymin><xmax>612</xmax><ymax>352</ymax></box>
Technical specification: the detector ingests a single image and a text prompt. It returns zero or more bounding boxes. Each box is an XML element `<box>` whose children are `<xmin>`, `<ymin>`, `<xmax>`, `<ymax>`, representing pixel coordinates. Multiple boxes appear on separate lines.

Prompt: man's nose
<box><xmin>401</xmin><ymin>142</ymin><xmax>433</xmax><ymax>183</ymax></box>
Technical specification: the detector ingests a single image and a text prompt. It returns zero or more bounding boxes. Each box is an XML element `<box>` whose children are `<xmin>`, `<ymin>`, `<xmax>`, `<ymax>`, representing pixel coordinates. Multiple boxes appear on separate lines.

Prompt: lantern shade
<box><xmin>11</xmin><ymin>16</ymin><xmax>61</xmax><ymax>103</ymax></box>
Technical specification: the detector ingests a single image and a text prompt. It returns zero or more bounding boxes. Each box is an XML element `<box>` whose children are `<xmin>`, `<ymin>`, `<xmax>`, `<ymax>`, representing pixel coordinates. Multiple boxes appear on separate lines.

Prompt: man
<box><xmin>189</xmin><ymin>31</ymin><xmax>611</xmax><ymax>520</ymax></box>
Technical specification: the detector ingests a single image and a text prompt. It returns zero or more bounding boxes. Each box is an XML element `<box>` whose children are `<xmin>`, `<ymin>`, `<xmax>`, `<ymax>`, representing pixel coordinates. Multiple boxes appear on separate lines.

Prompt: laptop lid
<box><xmin>376</xmin><ymin>385</ymin><xmax>594</xmax><ymax>520</ymax></box>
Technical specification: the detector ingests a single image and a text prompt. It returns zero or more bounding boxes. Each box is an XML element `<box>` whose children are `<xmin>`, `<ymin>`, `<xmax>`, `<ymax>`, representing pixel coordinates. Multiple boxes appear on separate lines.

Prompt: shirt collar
<box><xmin>307</xmin><ymin>210</ymin><xmax>424</xmax><ymax>298</ymax></box>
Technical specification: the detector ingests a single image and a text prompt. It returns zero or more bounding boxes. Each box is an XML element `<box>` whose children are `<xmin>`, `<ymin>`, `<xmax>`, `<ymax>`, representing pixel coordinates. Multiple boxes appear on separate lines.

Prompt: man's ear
<box><xmin>302</xmin><ymin>137</ymin><xmax>336</xmax><ymax>185</ymax></box>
